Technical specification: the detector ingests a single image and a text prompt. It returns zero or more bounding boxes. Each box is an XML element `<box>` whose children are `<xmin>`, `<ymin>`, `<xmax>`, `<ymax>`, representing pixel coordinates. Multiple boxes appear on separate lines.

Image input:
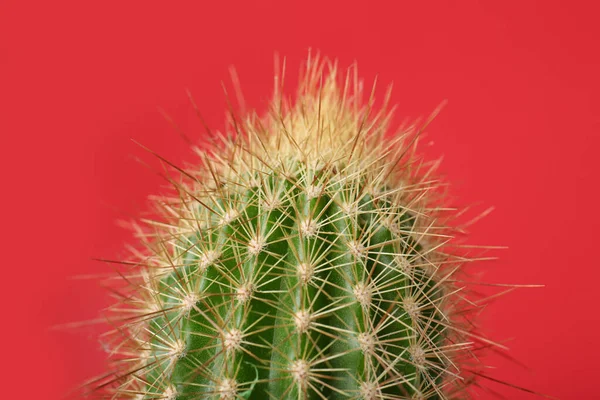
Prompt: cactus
<box><xmin>93</xmin><ymin>55</ymin><xmax>498</xmax><ymax>399</ymax></box>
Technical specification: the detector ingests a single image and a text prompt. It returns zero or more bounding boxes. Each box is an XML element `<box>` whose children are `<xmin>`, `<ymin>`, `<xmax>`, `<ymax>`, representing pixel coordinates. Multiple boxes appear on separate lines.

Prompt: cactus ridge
<box><xmin>95</xmin><ymin>55</ymin><xmax>489</xmax><ymax>399</ymax></box>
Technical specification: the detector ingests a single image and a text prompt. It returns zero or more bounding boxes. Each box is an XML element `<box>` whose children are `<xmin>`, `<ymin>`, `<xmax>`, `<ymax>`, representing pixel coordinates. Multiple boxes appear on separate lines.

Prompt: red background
<box><xmin>2</xmin><ymin>1</ymin><xmax>599</xmax><ymax>399</ymax></box>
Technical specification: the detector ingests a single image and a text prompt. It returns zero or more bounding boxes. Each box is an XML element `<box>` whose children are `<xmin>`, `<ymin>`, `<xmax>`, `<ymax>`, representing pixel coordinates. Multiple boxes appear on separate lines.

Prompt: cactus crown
<box><xmin>94</xmin><ymin>55</ymin><xmax>492</xmax><ymax>399</ymax></box>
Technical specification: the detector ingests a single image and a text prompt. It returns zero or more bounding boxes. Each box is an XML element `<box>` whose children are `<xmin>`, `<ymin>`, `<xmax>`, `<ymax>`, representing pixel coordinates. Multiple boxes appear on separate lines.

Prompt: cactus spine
<box><xmin>95</xmin><ymin>56</ymin><xmax>492</xmax><ymax>399</ymax></box>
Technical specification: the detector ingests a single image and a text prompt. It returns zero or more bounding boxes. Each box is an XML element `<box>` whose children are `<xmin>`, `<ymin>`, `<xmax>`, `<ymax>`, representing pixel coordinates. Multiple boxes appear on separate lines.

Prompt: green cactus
<box><xmin>94</xmin><ymin>56</ymin><xmax>495</xmax><ymax>399</ymax></box>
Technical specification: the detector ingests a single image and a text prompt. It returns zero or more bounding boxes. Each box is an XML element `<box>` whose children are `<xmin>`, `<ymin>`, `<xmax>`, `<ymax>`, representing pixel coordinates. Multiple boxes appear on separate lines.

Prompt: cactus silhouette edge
<box><xmin>91</xmin><ymin>54</ymin><xmax>508</xmax><ymax>399</ymax></box>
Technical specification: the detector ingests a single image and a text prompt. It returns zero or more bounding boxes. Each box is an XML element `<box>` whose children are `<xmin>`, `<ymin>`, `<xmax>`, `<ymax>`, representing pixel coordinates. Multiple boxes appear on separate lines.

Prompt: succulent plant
<box><xmin>92</xmin><ymin>55</ymin><xmax>502</xmax><ymax>399</ymax></box>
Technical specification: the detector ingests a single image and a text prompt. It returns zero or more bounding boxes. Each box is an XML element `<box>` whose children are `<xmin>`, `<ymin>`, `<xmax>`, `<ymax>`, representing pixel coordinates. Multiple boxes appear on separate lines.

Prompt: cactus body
<box><xmin>98</xmin><ymin>57</ymin><xmax>487</xmax><ymax>399</ymax></box>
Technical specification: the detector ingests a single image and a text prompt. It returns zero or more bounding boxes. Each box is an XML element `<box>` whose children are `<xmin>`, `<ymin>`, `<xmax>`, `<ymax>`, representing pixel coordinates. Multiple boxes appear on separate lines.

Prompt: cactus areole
<box><xmin>96</xmin><ymin>56</ymin><xmax>496</xmax><ymax>399</ymax></box>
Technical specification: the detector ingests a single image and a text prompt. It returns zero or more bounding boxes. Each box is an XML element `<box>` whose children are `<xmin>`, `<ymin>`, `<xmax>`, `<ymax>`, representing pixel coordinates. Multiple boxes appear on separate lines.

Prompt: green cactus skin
<box><xmin>94</xmin><ymin>55</ymin><xmax>493</xmax><ymax>399</ymax></box>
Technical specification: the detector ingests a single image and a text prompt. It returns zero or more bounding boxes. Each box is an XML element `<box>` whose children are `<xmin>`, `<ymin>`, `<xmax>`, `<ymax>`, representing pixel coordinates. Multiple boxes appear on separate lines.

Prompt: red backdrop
<box><xmin>2</xmin><ymin>1</ymin><xmax>599</xmax><ymax>399</ymax></box>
